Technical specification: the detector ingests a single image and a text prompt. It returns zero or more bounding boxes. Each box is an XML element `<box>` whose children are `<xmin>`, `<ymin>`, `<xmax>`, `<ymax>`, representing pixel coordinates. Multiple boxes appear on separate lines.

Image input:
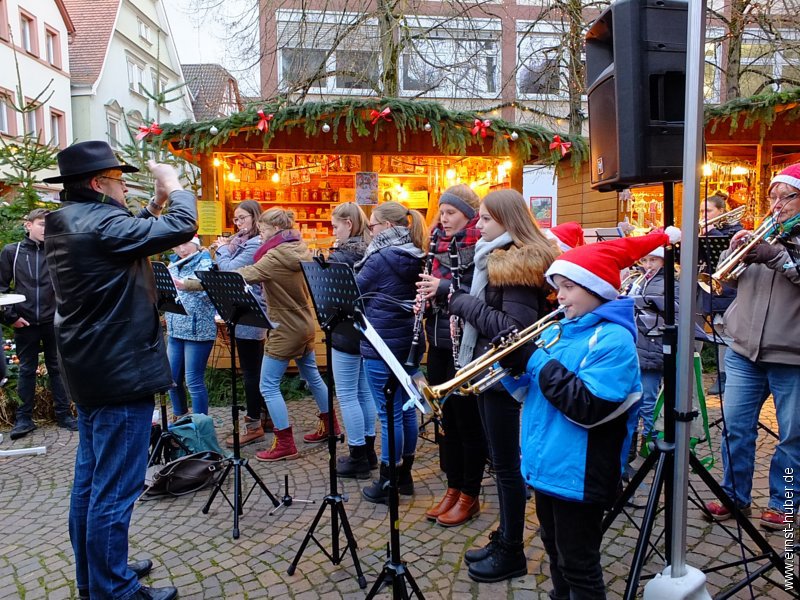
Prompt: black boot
<box><xmin>707</xmin><ymin>372</ymin><xmax>726</xmax><ymax>395</ymax></box>
<box><xmin>337</xmin><ymin>444</ymin><xmax>371</xmax><ymax>479</ymax></box>
<box><xmin>464</xmin><ymin>529</ymin><xmax>501</xmax><ymax>565</ymax></box>
<box><xmin>364</xmin><ymin>435</ymin><xmax>378</xmax><ymax>469</ymax></box>
<box><xmin>467</xmin><ymin>537</ymin><xmax>527</xmax><ymax>583</ymax></box>
<box><xmin>397</xmin><ymin>454</ymin><xmax>414</xmax><ymax>496</ymax></box>
<box><xmin>362</xmin><ymin>463</ymin><xmax>390</xmax><ymax>504</ymax></box>
<box><xmin>623</xmin><ymin>431</ymin><xmax>639</xmax><ymax>482</ymax></box>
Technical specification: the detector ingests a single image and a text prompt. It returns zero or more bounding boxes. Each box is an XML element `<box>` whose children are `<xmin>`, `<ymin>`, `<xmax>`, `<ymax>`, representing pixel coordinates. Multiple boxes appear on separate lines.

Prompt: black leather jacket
<box><xmin>0</xmin><ymin>235</ymin><xmax>56</xmax><ymax>325</ymax></box>
<box><xmin>44</xmin><ymin>188</ymin><xmax>197</xmax><ymax>406</ymax></box>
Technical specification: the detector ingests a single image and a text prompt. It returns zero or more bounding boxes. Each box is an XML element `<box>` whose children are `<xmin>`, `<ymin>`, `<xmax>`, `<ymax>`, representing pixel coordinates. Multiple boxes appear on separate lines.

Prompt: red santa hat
<box><xmin>545</xmin><ymin>222</ymin><xmax>585</xmax><ymax>251</ymax></box>
<box><xmin>546</xmin><ymin>227</ymin><xmax>681</xmax><ymax>300</ymax></box>
<box><xmin>768</xmin><ymin>163</ymin><xmax>800</xmax><ymax>193</ymax></box>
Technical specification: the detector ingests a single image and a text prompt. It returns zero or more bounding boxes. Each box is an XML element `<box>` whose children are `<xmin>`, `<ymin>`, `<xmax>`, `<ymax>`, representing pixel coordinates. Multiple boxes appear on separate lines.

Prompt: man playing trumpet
<box><xmin>705</xmin><ymin>163</ymin><xmax>800</xmax><ymax>530</ymax></box>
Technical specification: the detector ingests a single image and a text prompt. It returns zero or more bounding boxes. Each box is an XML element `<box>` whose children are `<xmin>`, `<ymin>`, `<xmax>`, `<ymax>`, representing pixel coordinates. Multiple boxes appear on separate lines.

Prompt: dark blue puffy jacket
<box><xmin>356</xmin><ymin>245</ymin><xmax>424</xmax><ymax>361</ymax></box>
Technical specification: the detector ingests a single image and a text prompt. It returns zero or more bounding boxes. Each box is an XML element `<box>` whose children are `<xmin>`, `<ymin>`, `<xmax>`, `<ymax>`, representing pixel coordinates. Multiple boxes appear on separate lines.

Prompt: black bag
<box><xmin>141</xmin><ymin>451</ymin><xmax>225</xmax><ymax>500</ymax></box>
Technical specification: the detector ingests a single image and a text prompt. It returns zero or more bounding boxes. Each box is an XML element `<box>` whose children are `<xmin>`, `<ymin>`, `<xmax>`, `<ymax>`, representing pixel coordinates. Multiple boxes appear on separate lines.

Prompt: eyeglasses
<box><xmin>770</xmin><ymin>192</ymin><xmax>798</xmax><ymax>205</ymax></box>
<box><xmin>232</xmin><ymin>216</ymin><xmax>251</xmax><ymax>223</ymax></box>
<box><xmin>97</xmin><ymin>175</ymin><xmax>126</xmax><ymax>184</ymax></box>
<box><xmin>367</xmin><ymin>222</ymin><xmax>383</xmax><ymax>231</ymax></box>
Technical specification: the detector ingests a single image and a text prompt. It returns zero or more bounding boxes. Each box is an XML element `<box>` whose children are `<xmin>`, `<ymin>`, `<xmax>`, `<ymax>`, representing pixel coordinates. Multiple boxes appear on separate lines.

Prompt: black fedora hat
<box><xmin>43</xmin><ymin>140</ymin><xmax>139</xmax><ymax>184</ymax></box>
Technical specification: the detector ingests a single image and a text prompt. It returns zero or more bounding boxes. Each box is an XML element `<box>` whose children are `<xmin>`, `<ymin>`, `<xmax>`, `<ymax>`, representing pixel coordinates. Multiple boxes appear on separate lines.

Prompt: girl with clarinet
<box><xmin>416</xmin><ymin>185</ymin><xmax>486</xmax><ymax>527</ymax></box>
<box><xmin>448</xmin><ymin>189</ymin><xmax>559</xmax><ymax>582</ymax></box>
<box><xmin>357</xmin><ymin>201</ymin><xmax>427</xmax><ymax>504</ymax></box>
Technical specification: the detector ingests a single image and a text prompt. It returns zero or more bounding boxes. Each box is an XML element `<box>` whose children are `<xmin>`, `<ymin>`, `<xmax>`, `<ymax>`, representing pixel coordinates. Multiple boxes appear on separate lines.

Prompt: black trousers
<box><xmin>15</xmin><ymin>322</ymin><xmax>70</xmax><ymax>421</ymax></box>
<box><xmin>535</xmin><ymin>490</ymin><xmax>607</xmax><ymax>600</ymax></box>
<box><xmin>478</xmin><ymin>386</ymin><xmax>527</xmax><ymax>544</ymax></box>
<box><xmin>427</xmin><ymin>346</ymin><xmax>486</xmax><ymax>497</ymax></box>
<box><xmin>235</xmin><ymin>337</ymin><xmax>265</xmax><ymax>420</ymax></box>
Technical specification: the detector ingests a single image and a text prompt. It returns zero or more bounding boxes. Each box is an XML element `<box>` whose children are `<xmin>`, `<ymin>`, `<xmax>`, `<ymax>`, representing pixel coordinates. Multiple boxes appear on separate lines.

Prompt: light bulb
<box><xmin>446</xmin><ymin>168</ymin><xmax>456</xmax><ymax>180</ymax></box>
<box><xmin>271</xmin><ymin>172</ymin><xmax>281</xmax><ymax>183</ymax></box>
<box><xmin>213</xmin><ymin>158</ymin><xmax>221</xmax><ymax>167</ymax></box>
<box><xmin>702</xmin><ymin>163</ymin><xmax>713</xmax><ymax>177</ymax></box>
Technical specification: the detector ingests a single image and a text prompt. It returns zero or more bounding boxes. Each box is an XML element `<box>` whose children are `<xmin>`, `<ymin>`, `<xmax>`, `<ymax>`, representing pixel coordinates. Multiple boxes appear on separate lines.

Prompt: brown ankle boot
<box><xmin>302</xmin><ymin>412</ymin><xmax>341</xmax><ymax>443</ymax></box>
<box><xmin>255</xmin><ymin>427</ymin><xmax>298</xmax><ymax>461</ymax></box>
<box><xmin>437</xmin><ymin>493</ymin><xmax>480</xmax><ymax>527</ymax></box>
<box><xmin>225</xmin><ymin>416</ymin><xmax>265</xmax><ymax>448</ymax></box>
<box><xmin>425</xmin><ymin>488</ymin><xmax>461</xmax><ymax>521</ymax></box>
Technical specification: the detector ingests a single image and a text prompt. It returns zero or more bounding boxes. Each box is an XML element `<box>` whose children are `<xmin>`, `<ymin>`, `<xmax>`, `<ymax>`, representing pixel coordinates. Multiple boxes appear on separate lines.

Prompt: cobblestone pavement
<box><xmin>0</xmin><ymin>393</ymin><xmax>796</xmax><ymax>599</ymax></box>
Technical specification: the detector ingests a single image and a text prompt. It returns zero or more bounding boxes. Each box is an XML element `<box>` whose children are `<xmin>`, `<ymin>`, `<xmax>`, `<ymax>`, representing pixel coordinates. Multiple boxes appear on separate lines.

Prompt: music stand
<box><xmin>147</xmin><ymin>262</ymin><xmax>190</xmax><ymax>467</ymax></box>
<box><xmin>287</xmin><ymin>257</ymin><xmax>366</xmax><ymax>588</ymax></box>
<box><xmin>196</xmin><ymin>270</ymin><xmax>279</xmax><ymax>539</ymax></box>
<box><xmin>353</xmin><ymin>309</ymin><xmax>427</xmax><ymax>600</ymax></box>
<box><xmin>698</xmin><ymin>235</ymin><xmax>730</xmax><ymax>272</ymax></box>
<box><xmin>594</xmin><ymin>226</ymin><xmax>624</xmax><ymax>242</ymax></box>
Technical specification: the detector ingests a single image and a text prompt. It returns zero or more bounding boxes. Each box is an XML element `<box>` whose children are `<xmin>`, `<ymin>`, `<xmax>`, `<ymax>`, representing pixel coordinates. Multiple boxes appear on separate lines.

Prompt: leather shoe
<box><xmin>131</xmin><ymin>585</ymin><xmax>178</xmax><ymax>600</ymax></box>
<box><xmin>425</xmin><ymin>488</ymin><xmax>460</xmax><ymax>521</ymax></box>
<box><xmin>129</xmin><ymin>559</ymin><xmax>154</xmax><ymax>579</ymax></box>
<box><xmin>437</xmin><ymin>492</ymin><xmax>480</xmax><ymax>527</ymax></box>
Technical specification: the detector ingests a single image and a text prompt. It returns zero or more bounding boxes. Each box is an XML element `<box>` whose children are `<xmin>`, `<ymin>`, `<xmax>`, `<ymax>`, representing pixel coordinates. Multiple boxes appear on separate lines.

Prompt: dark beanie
<box><xmin>438</xmin><ymin>192</ymin><xmax>476</xmax><ymax>220</ymax></box>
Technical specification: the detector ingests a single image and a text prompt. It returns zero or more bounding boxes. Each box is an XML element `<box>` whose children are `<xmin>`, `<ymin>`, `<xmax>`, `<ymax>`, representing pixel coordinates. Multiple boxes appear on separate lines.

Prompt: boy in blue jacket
<box><xmin>501</xmin><ymin>229</ymin><xmax>679</xmax><ymax>599</ymax></box>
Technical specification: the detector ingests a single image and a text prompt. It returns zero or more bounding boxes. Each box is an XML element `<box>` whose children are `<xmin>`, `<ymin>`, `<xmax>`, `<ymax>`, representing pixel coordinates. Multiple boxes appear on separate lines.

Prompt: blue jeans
<box><xmin>721</xmin><ymin>350</ymin><xmax>800</xmax><ymax>511</ymax></box>
<box><xmin>69</xmin><ymin>398</ymin><xmax>154</xmax><ymax>599</ymax></box>
<box><xmin>167</xmin><ymin>337</ymin><xmax>214</xmax><ymax>415</ymax></box>
<box><xmin>260</xmin><ymin>350</ymin><xmax>328</xmax><ymax>430</ymax></box>
<box><xmin>638</xmin><ymin>369</ymin><xmax>663</xmax><ymax>438</ymax></box>
<box><xmin>332</xmin><ymin>348</ymin><xmax>376</xmax><ymax>446</ymax></box>
<box><xmin>364</xmin><ymin>359</ymin><xmax>419</xmax><ymax>465</ymax></box>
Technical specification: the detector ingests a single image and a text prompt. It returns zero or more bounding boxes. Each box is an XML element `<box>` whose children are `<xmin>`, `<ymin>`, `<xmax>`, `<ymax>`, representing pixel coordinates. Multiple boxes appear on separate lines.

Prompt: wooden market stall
<box><xmin>157</xmin><ymin>98</ymin><xmax>585</xmax><ymax>367</ymax></box>
<box><xmin>556</xmin><ymin>87</ymin><xmax>800</xmax><ymax>232</ymax></box>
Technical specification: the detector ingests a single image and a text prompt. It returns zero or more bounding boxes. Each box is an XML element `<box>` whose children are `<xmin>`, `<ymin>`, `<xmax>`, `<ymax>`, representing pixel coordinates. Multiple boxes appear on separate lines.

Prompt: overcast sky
<box><xmin>164</xmin><ymin>0</ymin><xmax>260</xmax><ymax>95</ymax></box>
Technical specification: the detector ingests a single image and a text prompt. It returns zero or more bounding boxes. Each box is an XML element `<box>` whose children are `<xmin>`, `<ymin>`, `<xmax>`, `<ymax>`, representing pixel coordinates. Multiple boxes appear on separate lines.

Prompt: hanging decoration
<box><xmin>549</xmin><ymin>135</ymin><xmax>572</xmax><ymax>157</ymax></box>
<box><xmin>510</xmin><ymin>131</ymin><xmax>519</xmax><ymax>141</ymax></box>
<box><xmin>257</xmin><ymin>110</ymin><xmax>274</xmax><ymax>133</ymax></box>
<box><xmin>321</xmin><ymin>123</ymin><xmax>331</xmax><ymax>133</ymax></box>
<box><xmin>209</xmin><ymin>125</ymin><xmax>219</xmax><ymax>136</ymax></box>
<box><xmin>370</xmin><ymin>107</ymin><xmax>392</xmax><ymax>125</ymax></box>
<box><xmin>471</xmin><ymin>119</ymin><xmax>491</xmax><ymax>138</ymax></box>
<box><xmin>423</xmin><ymin>121</ymin><xmax>432</xmax><ymax>132</ymax></box>
<box><xmin>135</xmin><ymin>122</ymin><xmax>162</xmax><ymax>141</ymax></box>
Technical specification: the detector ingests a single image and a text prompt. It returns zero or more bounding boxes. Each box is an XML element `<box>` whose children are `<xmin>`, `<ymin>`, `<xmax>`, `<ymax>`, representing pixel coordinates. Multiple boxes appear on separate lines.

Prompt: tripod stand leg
<box><xmin>243</xmin><ymin>460</ymin><xmax>279</xmax><ymax>507</ymax></box>
<box><xmin>288</xmin><ymin>499</ymin><xmax>329</xmax><ymax>575</ymax></box>
<box><xmin>336</xmin><ymin>501</ymin><xmax>367</xmax><ymax>588</ymax></box>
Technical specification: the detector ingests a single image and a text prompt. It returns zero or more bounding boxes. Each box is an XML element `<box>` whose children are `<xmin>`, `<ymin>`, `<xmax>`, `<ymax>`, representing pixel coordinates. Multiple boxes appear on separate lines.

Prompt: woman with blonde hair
<box><xmin>449</xmin><ymin>189</ymin><xmax>559</xmax><ymax>582</ymax></box>
<box><xmin>357</xmin><ymin>201</ymin><xmax>428</xmax><ymax>503</ymax></box>
<box><xmin>328</xmin><ymin>202</ymin><xmax>376</xmax><ymax>477</ymax></box>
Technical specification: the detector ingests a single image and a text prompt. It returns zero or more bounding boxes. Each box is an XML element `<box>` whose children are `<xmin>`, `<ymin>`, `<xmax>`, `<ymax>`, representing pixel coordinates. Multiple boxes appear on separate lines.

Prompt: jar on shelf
<box><xmin>311</xmin><ymin>189</ymin><xmax>319</xmax><ymax>202</ymax></box>
<box><xmin>290</xmin><ymin>188</ymin><xmax>299</xmax><ymax>203</ymax></box>
<box><xmin>301</xmin><ymin>188</ymin><xmax>310</xmax><ymax>202</ymax></box>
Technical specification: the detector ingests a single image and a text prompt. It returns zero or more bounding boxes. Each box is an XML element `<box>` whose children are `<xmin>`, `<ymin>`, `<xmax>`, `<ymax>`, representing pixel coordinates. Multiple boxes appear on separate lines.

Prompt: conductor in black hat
<box><xmin>43</xmin><ymin>141</ymin><xmax>197</xmax><ymax>600</ymax></box>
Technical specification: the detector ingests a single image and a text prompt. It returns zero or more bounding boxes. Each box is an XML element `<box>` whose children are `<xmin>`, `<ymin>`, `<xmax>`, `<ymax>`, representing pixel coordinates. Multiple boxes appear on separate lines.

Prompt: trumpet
<box><xmin>698</xmin><ymin>215</ymin><xmax>777</xmax><ymax>295</ymax></box>
<box><xmin>701</xmin><ymin>205</ymin><xmax>746</xmax><ymax>233</ymax></box>
<box><xmin>414</xmin><ymin>306</ymin><xmax>566</xmax><ymax>403</ymax></box>
<box><xmin>620</xmin><ymin>267</ymin><xmax>647</xmax><ymax>296</ymax></box>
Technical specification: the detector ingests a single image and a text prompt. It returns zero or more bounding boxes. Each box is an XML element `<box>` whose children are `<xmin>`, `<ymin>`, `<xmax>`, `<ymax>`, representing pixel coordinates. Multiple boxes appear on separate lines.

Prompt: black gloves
<box><xmin>743</xmin><ymin>242</ymin><xmax>784</xmax><ymax>265</ymax></box>
<box><xmin>493</xmin><ymin>327</ymin><xmax>537</xmax><ymax>376</ymax></box>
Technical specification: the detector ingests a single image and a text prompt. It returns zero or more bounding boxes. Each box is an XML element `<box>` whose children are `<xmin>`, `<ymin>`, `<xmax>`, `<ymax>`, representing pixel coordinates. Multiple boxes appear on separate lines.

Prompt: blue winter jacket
<box><xmin>166</xmin><ymin>250</ymin><xmax>217</xmax><ymax>341</ymax></box>
<box><xmin>508</xmin><ymin>297</ymin><xmax>642</xmax><ymax>506</ymax></box>
<box><xmin>214</xmin><ymin>236</ymin><xmax>267</xmax><ymax>340</ymax></box>
<box><xmin>356</xmin><ymin>245</ymin><xmax>424</xmax><ymax>361</ymax></box>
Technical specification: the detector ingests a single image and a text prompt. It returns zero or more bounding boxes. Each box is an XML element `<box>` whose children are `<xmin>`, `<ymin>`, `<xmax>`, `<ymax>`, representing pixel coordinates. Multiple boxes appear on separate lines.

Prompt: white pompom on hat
<box><xmin>546</xmin><ymin>229</ymin><xmax>678</xmax><ymax>300</ymax></box>
<box><xmin>768</xmin><ymin>163</ymin><xmax>800</xmax><ymax>193</ymax></box>
<box><xmin>189</xmin><ymin>236</ymin><xmax>201</xmax><ymax>246</ymax></box>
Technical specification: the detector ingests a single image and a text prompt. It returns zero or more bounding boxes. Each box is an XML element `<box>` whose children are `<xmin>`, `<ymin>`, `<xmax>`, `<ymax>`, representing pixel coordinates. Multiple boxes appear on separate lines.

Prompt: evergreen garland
<box><xmin>153</xmin><ymin>97</ymin><xmax>589</xmax><ymax>169</ymax></box>
<box><xmin>705</xmin><ymin>87</ymin><xmax>800</xmax><ymax>137</ymax></box>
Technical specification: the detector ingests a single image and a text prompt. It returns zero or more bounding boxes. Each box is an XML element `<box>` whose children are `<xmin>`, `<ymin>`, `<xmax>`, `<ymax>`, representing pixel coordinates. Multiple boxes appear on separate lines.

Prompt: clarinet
<box><xmin>405</xmin><ymin>232</ymin><xmax>438</xmax><ymax>367</ymax></box>
<box><xmin>449</xmin><ymin>238</ymin><xmax>463</xmax><ymax>369</ymax></box>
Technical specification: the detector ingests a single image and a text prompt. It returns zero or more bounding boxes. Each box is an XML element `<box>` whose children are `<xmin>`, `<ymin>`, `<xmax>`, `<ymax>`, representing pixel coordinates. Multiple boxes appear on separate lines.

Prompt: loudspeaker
<box><xmin>586</xmin><ymin>0</ymin><xmax>688</xmax><ymax>191</ymax></box>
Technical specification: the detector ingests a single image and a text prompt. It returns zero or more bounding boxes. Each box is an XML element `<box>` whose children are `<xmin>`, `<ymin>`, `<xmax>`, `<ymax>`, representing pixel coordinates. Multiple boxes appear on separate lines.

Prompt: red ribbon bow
<box><xmin>370</xmin><ymin>107</ymin><xmax>392</xmax><ymax>125</ymax></box>
<box><xmin>135</xmin><ymin>122</ymin><xmax>162</xmax><ymax>141</ymax></box>
<box><xmin>471</xmin><ymin>119</ymin><xmax>491</xmax><ymax>138</ymax></box>
<box><xmin>257</xmin><ymin>110</ymin><xmax>274</xmax><ymax>133</ymax></box>
<box><xmin>549</xmin><ymin>135</ymin><xmax>572</xmax><ymax>157</ymax></box>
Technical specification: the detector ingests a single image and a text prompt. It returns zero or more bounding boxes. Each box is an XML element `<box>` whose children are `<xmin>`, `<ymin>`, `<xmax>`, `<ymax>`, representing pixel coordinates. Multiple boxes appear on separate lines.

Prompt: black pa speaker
<box><xmin>585</xmin><ymin>0</ymin><xmax>688</xmax><ymax>191</ymax></box>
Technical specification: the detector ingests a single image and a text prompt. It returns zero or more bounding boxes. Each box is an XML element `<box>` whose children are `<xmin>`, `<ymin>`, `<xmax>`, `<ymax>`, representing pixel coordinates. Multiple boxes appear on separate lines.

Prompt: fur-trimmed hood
<box><xmin>487</xmin><ymin>244</ymin><xmax>554</xmax><ymax>288</ymax></box>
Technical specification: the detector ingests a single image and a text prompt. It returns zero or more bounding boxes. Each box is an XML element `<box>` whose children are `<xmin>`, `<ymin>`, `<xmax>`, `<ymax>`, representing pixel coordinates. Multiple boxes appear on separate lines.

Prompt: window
<box><xmin>0</xmin><ymin>0</ymin><xmax>9</xmax><ymax>42</ymax></box>
<box><xmin>24</xmin><ymin>102</ymin><xmax>43</xmax><ymax>141</ymax></box>
<box><xmin>517</xmin><ymin>32</ymin><xmax>563</xmax><ymax>97</ymax></box>
<box><xmin>107</xmin><ymin>116</ymin><xmax>120</xmax><ymax>147</ymax></box>
<box><xmin>281</xmin><ymin>48</ymin><xmax>328</xmax><ymax>89</ymax></box>
<box><xmin>127</xmin><ymin>58</ymin><xmax>146</xmax><ymax>94</ymax></box>
<box><xmin>335</xmin><ymin>50</ymin><xmax>380</xmax><ymax>90</ymax></box>
<box><xmin>45</xmin><ymin>27</ymin><xmax>60</xmax><ymax>68</ymax></box>
<box><xmin>49</xmin><ymin>109</ymin><xmax>65</xmax><ymax>148</ymax></box>
<box><xmin>150</xmin><ymin>70</ymin><xmax>169</xmax><ymax>96</ymax></box>
<box><xmin>138</xmin><ymin>18</ymin><xmax>153</xmax><ymax>44</ymax></box>
<box><xmin>0</xmin><ymin>95</ymin><xmax>8</xmax><ymax>135</ymax></box>
<box><xmin>20</xmin><ymin>11</ymin><xmax>38</xmax><ymax>55</ymax></box>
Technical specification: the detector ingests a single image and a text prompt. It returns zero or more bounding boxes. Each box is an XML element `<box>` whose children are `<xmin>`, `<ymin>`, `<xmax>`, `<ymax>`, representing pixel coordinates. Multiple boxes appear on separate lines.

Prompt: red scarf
<box><xmin>253</xmin><ymin>229</ymin><xmax>302</xmax><ymax>262</ymax></box>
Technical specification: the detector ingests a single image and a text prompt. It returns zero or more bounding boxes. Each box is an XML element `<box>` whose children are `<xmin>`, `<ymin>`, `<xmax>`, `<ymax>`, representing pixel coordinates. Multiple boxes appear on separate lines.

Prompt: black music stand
<box><xmin>287</xmin><ymin>257</ymin><xmax>366</xmax><ymax>588</ymax></box>
<box><xmin>353</xmin><ymin>309</ymin><xmax>427</xmax><ymax>600</ymax></box>
<box><xmin>196</xmin><ymin>270</ymin><xmax>279</xmax><ymax>539</ymax></box>
<box><xmin>604</xmin><ymin>183</ymin><xmax>786</xmax><ymax>599</ymax></box>
<box><xmin>698</xmin><ymin>235</ymin><xmax>730</xmax><ymax>271</ymax></box>
<box><xmin>147</xmin><ymin>261</ymin><xmax>190</xmax><ymax>467</ymax></box>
